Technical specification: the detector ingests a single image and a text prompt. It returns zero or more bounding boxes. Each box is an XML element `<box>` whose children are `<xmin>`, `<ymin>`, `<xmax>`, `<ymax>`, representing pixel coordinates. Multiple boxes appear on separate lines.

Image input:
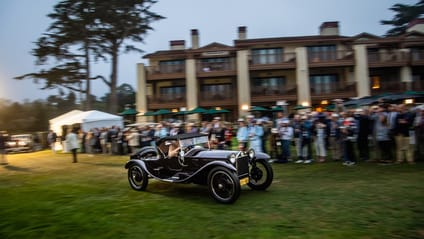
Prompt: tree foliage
<box><xmin>381</xmin><ymin>0</ymin><xmax>424</xmax><ymax>36</ymax></box>
<box><xmin>15</xmin><ymin>0</ymin><xmax>164</xmax><ymax>113</ymax></box>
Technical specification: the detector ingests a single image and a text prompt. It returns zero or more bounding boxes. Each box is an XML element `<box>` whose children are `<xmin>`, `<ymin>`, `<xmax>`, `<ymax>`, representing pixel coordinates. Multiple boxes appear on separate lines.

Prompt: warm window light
<box><xmin>371</xmin><ymin>76</ymin><xmax>380</xmax><ymax>89</ymax></box>
<box><xmin>404</xmin><ymin>99</ymin><xmax>414</xmax><ymax>104</ymax></box>
<box><xmin>321</xmin><ymin>100</ymin><xmax>329</xmax><ymax>105</ymax></box>
<box><xmin>241</xmin><ymin>104</ymin><xmax>249</xmax><ymax>111</ymax></box>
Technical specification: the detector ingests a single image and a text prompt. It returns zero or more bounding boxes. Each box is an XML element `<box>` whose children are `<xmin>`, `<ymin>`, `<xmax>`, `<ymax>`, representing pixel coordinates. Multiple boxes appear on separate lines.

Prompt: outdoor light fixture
<box><xmin>172</xmin><ymin>108</ymin><xmax>178</xmax><ymax>113</ymax></box>
<box><xmin>241</xmin><ymin>104</ymin><xmax>249</xmax><ymax>111</ymax></box>
<box><xmin>321</xmin><ymin>100</ymin><xmax>329</xmax><ymax>105</ymax></box>
<box><xmin>216</xmin><ymin>107</ymin><xmax>221</xmax><ymax>110</ymax></box>
<box><xmin>404</xmin><ymin>99</ymin><xmax>414</xmax><ymax>104</ymax></box>
<box><xmin>301</xmin><ymin>102</ymin><xmax>310</xmax><ymax>107</ymax></box>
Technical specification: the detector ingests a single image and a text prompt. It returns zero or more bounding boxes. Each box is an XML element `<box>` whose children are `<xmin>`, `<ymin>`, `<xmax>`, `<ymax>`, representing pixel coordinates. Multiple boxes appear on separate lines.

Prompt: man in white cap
<box><xmin>277</xmin><ymin>119</ymin><xmax>293</xmax><ymax>163</ymax></box>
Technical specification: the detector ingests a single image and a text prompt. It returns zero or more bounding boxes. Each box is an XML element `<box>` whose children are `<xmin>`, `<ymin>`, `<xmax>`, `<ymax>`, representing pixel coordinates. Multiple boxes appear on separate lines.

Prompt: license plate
<box><xmin>240</xmin><ymin>177</ymin><xmax>249</xmax><ymax>186</ymax></box>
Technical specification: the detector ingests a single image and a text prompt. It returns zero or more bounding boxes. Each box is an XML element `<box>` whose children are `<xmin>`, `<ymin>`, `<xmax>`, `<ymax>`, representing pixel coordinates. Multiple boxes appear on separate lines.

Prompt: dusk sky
<box><xmin>0</xmin><ymin>0</ymin><xmax>418</xmax><ymax>103</ymax></box>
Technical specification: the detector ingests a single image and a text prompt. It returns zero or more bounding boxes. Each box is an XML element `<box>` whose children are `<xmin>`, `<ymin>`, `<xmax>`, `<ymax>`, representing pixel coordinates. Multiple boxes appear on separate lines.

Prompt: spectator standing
<box><xmin>374</xmin><ymin>106</ymin><xmax>393</xmax><ymax>163</ymax></box>
<box><xmin>314</xmin><ymin>115</ymin><xmax>327</xmax><ymax>162</ymax></box>
<box><xmin>99</xmin><ymin>128</ymin><xmax>108</xmax><ymax>154</ymax></box>
<box><xmin>224</xmin><ymin>123</ymin><xmax>233</xmax><ymax>150</ymax></box>
<box><xmin>236</xmin><ymin>119</ymin><xmax>248</xmax><ymax>151</ymax></box>
<box><xmin>127</xmin><ymin>128</ymin><xmax>140</xmax><ymax>154</ymax></box>
<box><xmin>296</xmin><ymin>115</ymin><xmax>313</xmax><ymax>164</ymax></box>
<box><xmin>329</xmin><ymin>113</ymin><xmax>342</xmax><ymax>161</ymax></box>
<box><xmin>278</xmin><ymin>119</ymin><xmax>293</xmax><ymax>163</ymax></box>
<box><xmin>341</xmin><ymin>117</ymin><xmax>357</xmax><ymax>166</ymax></box>
<box><xmin>249</xmin><ymin>119</ymin><xmax>264</xmax><ymax>153</ymax></box>
<box><xmin>0</xmin><ymin>131</ymin><xmax>8</xmax><ymax>165</ymax></box>
<box><xmin>413</xmin><ymin>107</ymin><xmax>423</xmax><ymax>161</ymax></box>
<box><xmin>47</xmin><ymin>130</ymin><xmax>57</xmax><ymax>153</ymax></box>
<box><xmin>355</xmin><ymin>108</ymin><xmax>372</xmax><ymax>161</ymax></box>
<box><xmin>394</xmin><ymin>104</ymin><xmax>414</xmax><ymax>164</ymax></box>
<box><xmin>65</xmin><ymin>128</ymin><xmax>79</xmax><ymax>163</ymax></box>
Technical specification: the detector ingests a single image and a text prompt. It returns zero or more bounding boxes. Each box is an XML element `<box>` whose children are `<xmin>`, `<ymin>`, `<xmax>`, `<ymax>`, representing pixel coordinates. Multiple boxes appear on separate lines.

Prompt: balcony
<box><xmin>308</xmin><ymin>50</ymin><xmax>354</xmax><ymax>67</ymax></box>
<box><xmin>251</xmin><ymin>86</ymin><xmax>297</xmax><ymax>103</ymax></box>
<box><xmin>411</xmin><ymin>49</ymin><xmax>424</xmax><ymax>66</ymax></box>
<box><xmin>197</xmin><ymin>59</ymin><xmax>236</xmax><ymax>77</ymax></box>
<box><xmin>367</xmin><ymin>50</ymin><xmax>409</xmax><ymax>68</ymax></box>
<box><xmin>146</xmin><ymin>65</ymin><xmax>186</xmax><ymax>81</ymax></box>
<box><xmin>249</xmin><ymin>52</ymin><xmax>296</xmax><ymax>70</ymax></box>
<box><xmin>198</xmin><ymin>91</ymin><xmax>237</xmax><ymax>107</ymax></box>
<box><xmin>147</xmin><ymin>94</ymin><xmax>186</xmax><ymax>109</ymax></box>
<box><xmin>310</xmin><ymin>82</ymin><xmax>357</xmax><ymax>100</ymax></box>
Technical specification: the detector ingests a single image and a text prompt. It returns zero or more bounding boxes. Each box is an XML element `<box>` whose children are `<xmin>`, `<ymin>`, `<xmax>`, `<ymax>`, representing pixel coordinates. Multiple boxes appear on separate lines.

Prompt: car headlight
<box><xmin>248</xmin><ymin>149</ymin><xmax>255</xmax><ymax>159</ymax></box>
<box><xmin>229</xmin><ymin>153</ymin><xmax>237</xmax><ymax>164</ymax></box>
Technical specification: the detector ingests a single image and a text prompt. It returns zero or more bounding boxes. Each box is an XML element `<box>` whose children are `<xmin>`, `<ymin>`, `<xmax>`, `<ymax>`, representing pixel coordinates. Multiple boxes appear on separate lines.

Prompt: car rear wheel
<box><xmin>207</xmin><ymin>166</ymin><xmax>240</xmax><ymax>204</ymax></box>
<box><xmin>128</xmin><ymin>164</ymin><xmax>148</xmax><ymax>191</ymax></box>
<box><xmin>248</xmin><ymin>159</ymin><xmax>273</xmax><ymax>190</ymax></box>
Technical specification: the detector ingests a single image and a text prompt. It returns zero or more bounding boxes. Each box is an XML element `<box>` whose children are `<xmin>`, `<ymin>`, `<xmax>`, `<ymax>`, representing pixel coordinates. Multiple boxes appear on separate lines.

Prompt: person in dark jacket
<box><xmin>0</xmin><ymin>131</ymin><xmax>8</xmax><ymax>165</ymax></box>
<box><xmin>355</xmin><ymin>108</ymin><xmax>372</xmax><ymax>161</ymax></box>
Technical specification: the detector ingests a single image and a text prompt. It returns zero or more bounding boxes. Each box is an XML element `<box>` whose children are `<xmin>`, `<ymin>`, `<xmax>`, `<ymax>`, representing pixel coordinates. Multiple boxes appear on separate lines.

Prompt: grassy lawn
<box><xmin>0</xmin><ymin>150</ymin><xmax>423</xmax><ymax>239</ymax></box>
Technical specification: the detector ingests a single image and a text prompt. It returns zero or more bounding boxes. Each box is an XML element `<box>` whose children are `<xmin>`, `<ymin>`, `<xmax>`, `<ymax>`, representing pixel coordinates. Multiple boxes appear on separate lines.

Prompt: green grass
<box><xmin>0</xmin><ymin>150</ymin><xmax>423</xmax><ymax>239</ymax></box>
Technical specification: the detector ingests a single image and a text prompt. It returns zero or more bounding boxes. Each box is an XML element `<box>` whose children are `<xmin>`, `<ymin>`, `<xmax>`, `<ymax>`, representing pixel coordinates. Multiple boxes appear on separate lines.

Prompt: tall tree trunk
<box><xmin>109</xmin><ymin>44</ymin><xmax>118</xmax><ymax>114</ymax></box>
<box><xmin>84</xmin><ymin>41</ymin><xmax>92</xmax><ymax>110</ymax></box>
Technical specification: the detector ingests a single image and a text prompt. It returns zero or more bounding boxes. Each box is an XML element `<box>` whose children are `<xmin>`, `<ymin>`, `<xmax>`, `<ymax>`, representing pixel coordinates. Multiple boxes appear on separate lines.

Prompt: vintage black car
<box><xmin>125</xmin><ymin>133</ymin><xmax>273</xmax><ymax>204</ymax></box>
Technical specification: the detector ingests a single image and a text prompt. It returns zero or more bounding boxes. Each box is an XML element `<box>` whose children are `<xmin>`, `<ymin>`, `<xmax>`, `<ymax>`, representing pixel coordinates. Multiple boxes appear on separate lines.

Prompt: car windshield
<box><xmin>179</xmin><ymin>135</ymin><xmax>209</xmax><ymax>149</ymax></box>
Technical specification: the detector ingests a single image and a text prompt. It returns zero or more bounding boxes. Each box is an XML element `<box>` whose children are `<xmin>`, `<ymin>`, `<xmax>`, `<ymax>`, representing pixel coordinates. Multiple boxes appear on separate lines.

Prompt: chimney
<box><xmin>407</xmin><ymin>18</ymin><xmax>424</xmax><ymax>33</ymax></box>
<box><xmin>319</xmin><ymin>21</ymin><xmax>339</xmax><ymax>36</ymax></box>
<box><xmin>238</xmin><ymin>26</ymin><xmax>247</xmax><ymax>40</ymax></box>
<box><xmin>191</xmin><ymin>29</ymin><xmax>199</xmax><ymax>49</ymax></box>
<box><xmin>169</xmin><ymin>40</ymin><xmax>185</xmax><ymax>50</ymax></box>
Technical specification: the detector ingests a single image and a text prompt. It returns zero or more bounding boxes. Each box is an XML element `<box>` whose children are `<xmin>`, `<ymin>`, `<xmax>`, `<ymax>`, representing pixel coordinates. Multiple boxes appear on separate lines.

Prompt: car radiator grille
<box><xmin>236</xmin><ymin>156</ymin><xmax>249</xmax><ymax>177</ymax></box>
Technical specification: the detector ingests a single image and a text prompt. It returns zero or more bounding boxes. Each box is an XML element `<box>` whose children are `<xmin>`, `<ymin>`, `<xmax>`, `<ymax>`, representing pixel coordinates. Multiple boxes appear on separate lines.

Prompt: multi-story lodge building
<box><xmin>136</xmin><ymin>20</ymin><xmax>424</xmax><ymax>122</ymax></box>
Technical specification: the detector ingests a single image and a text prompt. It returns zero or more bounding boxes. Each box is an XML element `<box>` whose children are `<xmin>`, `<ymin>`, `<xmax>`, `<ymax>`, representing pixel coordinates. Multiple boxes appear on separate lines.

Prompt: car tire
<box><xmin>247</xmin><ymin>158</ymin><xmax>273</xmax><ymax>190</ymax></box>
<box><xmin>207</xmin><ymin>166</ymin><xmax>240</xmax><ymax>204</ymax></box>
<box><xmin>128</xmin><ymin>164</ymin><xmax>148</xmax><ymax>191</ymax></box>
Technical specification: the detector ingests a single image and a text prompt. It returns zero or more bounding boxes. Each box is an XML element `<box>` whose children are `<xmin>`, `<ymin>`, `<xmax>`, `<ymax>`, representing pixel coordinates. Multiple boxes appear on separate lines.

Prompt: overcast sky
<box><xmin>0</xmin><ymin>0</ymin><xmax>418</xmax><ymax>103</ymax></box>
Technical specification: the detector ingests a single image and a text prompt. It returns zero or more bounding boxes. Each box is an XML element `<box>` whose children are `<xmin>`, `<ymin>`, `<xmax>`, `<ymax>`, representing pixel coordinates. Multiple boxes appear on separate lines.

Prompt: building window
<box><xmin>252</xmin><ymin>77</ymin><xmax>286</xmax><ymax>95</ymax></box>
<box><xmin>307</xmin><ymin>45</ymin><xmax>337</xmax><ymax>62</ymax></box>
<box><xmin>251</xmin><ymin>48</ymin><xmax>283</xmax><ymax>64</ymax></box>
<box><xmin>371</xmin><ymin>76</ymin><xmax>381</xmax><ymax>89</ymax></box>
<box><xmin>159</xmin><ymin>86</ymin><xmax>185</xmax><ymax>101</ymax></box>
<box><xmin>310</xmin><ymin>75</ymin><xmax>338</xmax><ymax>94</ymax></box>
<box><xmin>159</xmin><ymin>60</ymin><xmax>185</xmax><ymax>73</ymax></box>
<box><xmin>201</xmin><ymin>84</ymin><xmax>232</xmax><ymax>100</ymax></box>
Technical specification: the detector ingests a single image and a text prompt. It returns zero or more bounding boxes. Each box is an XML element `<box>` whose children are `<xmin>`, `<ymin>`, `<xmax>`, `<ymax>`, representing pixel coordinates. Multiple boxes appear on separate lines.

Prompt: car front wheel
<box><xmin>207</xmin><ymin>167</ymin><xmax>240</xmax><ymax>204</ymax></box>
<box><xmin>248</xmin><ymin>159</ymin><xmax>273</xmax><ymax>190</ymax></box>
<box><xmin>128</xmin><ymin>164</ymin><xmax>148</xmax><ymax>191</ymax></box>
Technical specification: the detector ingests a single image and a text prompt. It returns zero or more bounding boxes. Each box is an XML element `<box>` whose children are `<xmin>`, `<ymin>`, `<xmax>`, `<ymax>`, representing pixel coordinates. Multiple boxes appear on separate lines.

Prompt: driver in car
<box><xmin>167</xmin><ymin>140</ymin><xmax>180</xmax><ymax>159</ymax></box>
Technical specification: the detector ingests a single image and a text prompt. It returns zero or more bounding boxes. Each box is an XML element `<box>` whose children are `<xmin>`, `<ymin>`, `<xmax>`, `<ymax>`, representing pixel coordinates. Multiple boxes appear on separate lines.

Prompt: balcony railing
<box><xmin>147</xmin><ymin>94</ymin><xmax>186</xmax><ymax>105</ymax></box>
<box><xmin>197</xmin><ymin>59</ymin><xmax>235</xmax><ymax>72</ymax></box>
<box><xmin>146</xmin><ymin>65</ymin><xmax>186</xmax><ymax>80</ymax></box>
<box><xmin>367</xmin><ymin>50</ymin><xmax>409</xmax><ymax>67</ymax></box>
<box><xmin>199</xmin><ymin>91</ymin><xmax>236</xmax><ymax>106</ymax></box>
<box><xmin>310</xmin><ymin>82</ymin><xmax>357</xmax><ymax>98</ymax></box>
<box><xmin>250</xmin><ymin>85</ymin><xmax>298</xmax><ymax>102</ymax></box>
<box><xmin>249</xmin><ymin>52</ymin><xmax>296</xmax><ymax>70</ymax></box>
<box><xmin>308</xmin><ymin>50</ymin><xmax>354</xmax><ymax>66</ymax></box>
<box><xmin>411</xmin><ymin>49</ymin><xmax>424</xmax><ymax>65</ymax></box>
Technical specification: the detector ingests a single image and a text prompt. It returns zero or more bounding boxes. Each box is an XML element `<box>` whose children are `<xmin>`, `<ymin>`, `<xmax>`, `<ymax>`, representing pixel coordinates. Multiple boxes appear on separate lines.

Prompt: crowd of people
<box><xmin>49</xmin><ymin>102</ymin><xmax>423</xmax><ymax>166</ymax></box>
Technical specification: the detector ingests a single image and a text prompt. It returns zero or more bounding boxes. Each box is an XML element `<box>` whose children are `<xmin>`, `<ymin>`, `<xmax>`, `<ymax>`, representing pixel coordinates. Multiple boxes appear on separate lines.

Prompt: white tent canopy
<box><xmin>49</xmin><ymin>110</ymin><xmax>123</xmax><ymax>135</ymax></box>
